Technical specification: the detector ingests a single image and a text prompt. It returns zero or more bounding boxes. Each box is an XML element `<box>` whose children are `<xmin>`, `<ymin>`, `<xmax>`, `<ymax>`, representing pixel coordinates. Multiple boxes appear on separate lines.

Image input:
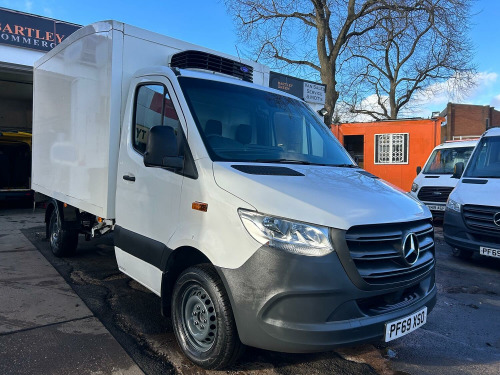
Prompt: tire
<box><xmin>171</xmin><ymin>264</ymin><xmax>244</xmax><ymax>369</ymax></box>
<box><xmin>48</xmin><ymin>208</ymin><xmax>78</xmax><ymax>257</ymax></box>
<box><xmin>451</xmin><ymin>247</ymin><xmax>473</xmax><ymax>260</ymax></box>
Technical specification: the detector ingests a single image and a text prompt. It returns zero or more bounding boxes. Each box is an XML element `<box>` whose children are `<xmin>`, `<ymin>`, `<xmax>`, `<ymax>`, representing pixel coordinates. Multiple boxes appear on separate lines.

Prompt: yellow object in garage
<box><xmin>0</xmin><ymin>131</ymin><xmax>32</xmax><ymax>147</ymax></box>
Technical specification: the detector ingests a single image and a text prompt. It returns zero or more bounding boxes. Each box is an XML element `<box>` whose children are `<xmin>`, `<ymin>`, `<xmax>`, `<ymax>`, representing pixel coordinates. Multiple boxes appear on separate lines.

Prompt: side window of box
<box><xmin>133</xmin><ymin>84</ymin><xmax>180</xmax><ymax>154</ymax></box>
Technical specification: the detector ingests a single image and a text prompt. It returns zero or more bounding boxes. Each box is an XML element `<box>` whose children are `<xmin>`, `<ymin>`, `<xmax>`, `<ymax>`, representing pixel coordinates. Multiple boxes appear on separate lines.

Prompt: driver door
<box><xmin>115</xmin><ymin>76</ymin><xmax>185</xmax><ymax>295</ymax></box>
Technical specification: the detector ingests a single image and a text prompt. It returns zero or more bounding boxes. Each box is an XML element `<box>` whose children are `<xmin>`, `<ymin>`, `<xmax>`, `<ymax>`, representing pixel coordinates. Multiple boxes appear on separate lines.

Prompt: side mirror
<box><xmin>416</xmin><ymin>166</ymin><xmax>422</xmax><ymax>175</ymax></box>
<box><xmin>144</xmin><ymin>126</ymin><xmax>183</xmax><ymax>170</ymax></box>
<box><xmin>452</xmin><ymin>162</ymin><xmax>464</xmax><ymax>179</ymax></box>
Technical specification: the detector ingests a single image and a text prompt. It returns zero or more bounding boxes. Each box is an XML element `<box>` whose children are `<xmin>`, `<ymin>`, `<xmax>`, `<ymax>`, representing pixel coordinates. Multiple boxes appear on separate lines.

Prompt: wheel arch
<box><xmin>161</xmin><ymin>246</ymin><xmax>212</xmax><ymax>317</ymax></box>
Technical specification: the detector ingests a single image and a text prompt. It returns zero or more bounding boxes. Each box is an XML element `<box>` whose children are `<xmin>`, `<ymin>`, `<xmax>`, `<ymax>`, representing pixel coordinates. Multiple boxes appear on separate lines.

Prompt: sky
<box><xmin>1</xmin><ymin>0</ymin><xmax>499</xmax><ymax>118</ymax></box>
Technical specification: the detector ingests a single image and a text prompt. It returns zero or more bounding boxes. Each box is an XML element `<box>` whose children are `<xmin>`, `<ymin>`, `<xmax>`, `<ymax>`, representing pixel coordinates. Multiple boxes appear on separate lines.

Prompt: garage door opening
<box><xmin>0</xmin><ymin>140</ymin><xmax>31</xmax><ymax>189</ymax></box>
<box><xmin>0</xmin><ymin>66</ymin><xmax>33</xmax><ymax>200</ymax></box>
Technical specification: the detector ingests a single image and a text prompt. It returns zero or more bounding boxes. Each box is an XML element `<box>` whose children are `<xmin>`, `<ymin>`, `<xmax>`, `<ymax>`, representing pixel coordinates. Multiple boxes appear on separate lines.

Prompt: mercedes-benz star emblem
<box><xmin>402</xmin><ymin>233</ymin><xmax>420</xmax><ymax>266</ymax></box>
<box><xmin>494</xmin><ymin>212</ymin><xmax>500</xmax><ymax>227</ymax></box>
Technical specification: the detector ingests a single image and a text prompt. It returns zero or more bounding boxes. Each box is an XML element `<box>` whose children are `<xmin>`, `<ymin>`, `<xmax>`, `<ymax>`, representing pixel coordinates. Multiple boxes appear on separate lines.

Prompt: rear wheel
<box><xmin>171</xmin><ymin>264</ymin><xmax>244</xmax><ymax>369</ymax></box>
<box><xmin>451</xmin><ymin>247</ymin><xmax>473</xmax><ymax>260</ymax></box>
<box><xmin>49</xmin><ymin>208</ymin><xmax>78</xmax><ymax>257</ymax></box>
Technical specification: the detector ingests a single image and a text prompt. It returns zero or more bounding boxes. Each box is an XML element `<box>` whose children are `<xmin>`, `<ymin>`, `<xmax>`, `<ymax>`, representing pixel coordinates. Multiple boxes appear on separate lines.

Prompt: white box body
<box><xmin>32</xmin><ymin>20</ymin><xmax>269</xmax><ymax>218</ymax></box>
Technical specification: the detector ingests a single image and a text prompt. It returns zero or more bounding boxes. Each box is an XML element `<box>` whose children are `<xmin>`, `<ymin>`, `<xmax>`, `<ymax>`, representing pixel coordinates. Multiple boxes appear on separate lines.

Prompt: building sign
<box><xmin>269</xmin><ymin>71</ymin><xmax>326</xmax><ymax>105</ymax></box>
<box><xmin>269</xmin><ymin>72</ymin><xmax>304</xmax><ymax>98</ymax></box>
<box><xmin>304</xmin><ymin>81</ymin><xmax>326</xmax><ymax>104</ymax></box>
<box><xmin>0</xmin><ymin>8</ymin><xmax>80</xmax><ymax>52</ymax></box>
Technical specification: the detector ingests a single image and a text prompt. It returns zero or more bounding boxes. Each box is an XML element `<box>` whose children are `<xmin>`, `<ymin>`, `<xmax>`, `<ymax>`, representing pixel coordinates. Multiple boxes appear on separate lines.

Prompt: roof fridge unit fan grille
<box><xmin>170</xmin><ymin>50</ymin><xmax>253</xmax><ymax>82</ymax></box>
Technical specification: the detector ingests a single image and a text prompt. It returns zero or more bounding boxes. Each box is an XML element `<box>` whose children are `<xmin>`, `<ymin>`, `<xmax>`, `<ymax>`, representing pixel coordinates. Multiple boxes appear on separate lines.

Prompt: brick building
<box><xmin>440</xmin><ymin>103</ymin><xmax>500</xmax><ymax>142</ymax></box>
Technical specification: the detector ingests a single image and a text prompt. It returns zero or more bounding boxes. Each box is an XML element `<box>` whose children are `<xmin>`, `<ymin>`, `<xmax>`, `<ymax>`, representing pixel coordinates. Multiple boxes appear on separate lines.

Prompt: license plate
<box><xmin>385</xmin><ymin>307</ymin><xmax>427</xmax><ymax>342</ymax></box>
<box><xmin>480</xmin><ymin>246</ymin><xmax>500</xmax><ymax>258</ymax></box>
<box><xmin>427</xmin><ymin>204</ymin><xmax>445</xmax><ymax>211</ymax></box>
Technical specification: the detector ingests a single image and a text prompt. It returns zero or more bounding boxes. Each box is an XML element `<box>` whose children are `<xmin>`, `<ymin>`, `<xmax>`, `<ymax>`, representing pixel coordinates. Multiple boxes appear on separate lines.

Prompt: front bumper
<box><xmin>444</xmin><ymin>208</ymin><xmax>500</xmax><ymax>252</ymax></box>
<box><xmin>217</xmin><ymin>245</ymin><xmax>436</xmax><ymax>353</ymax></box>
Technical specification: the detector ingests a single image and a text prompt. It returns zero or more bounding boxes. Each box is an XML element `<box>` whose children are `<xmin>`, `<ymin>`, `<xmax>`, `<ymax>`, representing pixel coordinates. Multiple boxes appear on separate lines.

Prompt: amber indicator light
<box><xmin>192</xmin><ymin>202</ymin><xmax>208</xmax><ymax>212</ymax></box>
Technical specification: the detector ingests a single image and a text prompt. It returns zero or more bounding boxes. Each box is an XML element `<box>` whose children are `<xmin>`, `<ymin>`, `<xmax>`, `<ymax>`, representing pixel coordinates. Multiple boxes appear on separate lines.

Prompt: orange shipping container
<box><xmin>331</xmin><ymin>118</ymin><xmax>443</xmax><ymax>192</ymax></box>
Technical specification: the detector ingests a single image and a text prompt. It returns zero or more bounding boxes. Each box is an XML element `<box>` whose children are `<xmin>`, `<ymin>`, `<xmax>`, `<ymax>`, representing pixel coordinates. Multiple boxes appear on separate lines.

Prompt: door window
<box><xmin>133</xmin><ymin>84</ymin><xmax>180</xmax><ymax>154</ymax></box>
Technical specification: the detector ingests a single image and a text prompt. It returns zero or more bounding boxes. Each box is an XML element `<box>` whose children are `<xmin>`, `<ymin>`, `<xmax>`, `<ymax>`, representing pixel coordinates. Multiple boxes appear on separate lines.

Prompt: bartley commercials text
<box><xmin>0</xmin><ymin>23</ymin><xmax>64</xmax><ymax>49</ymax></box>
<box><xmin>0</xmin><ymin>8</ymin><xmax>80</xmax><ymax>51</ymax></box>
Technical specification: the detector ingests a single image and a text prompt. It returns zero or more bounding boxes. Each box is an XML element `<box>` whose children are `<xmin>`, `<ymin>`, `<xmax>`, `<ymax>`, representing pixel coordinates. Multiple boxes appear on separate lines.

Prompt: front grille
<box><xmin>170</xmin><ymin>50</ymin><xmax>253</xmax><ymax>82</ymax></box>
<box><xmin>462</xmin><ymin>205</ymin><xmax>500</xmax><ymax>235</ymax></box>
<box><xmin>345</xmin><ymin>220</ymin><xmax>434</xmax><ymax>286</ymax></box>
<box><xmin>417</xmin><ymin>186</ymin><xmax>454</xmax><ymax>203</ymax></box>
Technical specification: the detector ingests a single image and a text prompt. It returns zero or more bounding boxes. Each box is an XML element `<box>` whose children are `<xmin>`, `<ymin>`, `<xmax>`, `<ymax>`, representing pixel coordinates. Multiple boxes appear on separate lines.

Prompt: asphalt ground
<box><xmin>0</xmin><ymin>207</ymin><xmax>143</xmax><ymax>375</ymax></box>
<box><xmin>3</xmin><ymin>207</ymin><xmax>500</xmax><ymax>374</ymax></box>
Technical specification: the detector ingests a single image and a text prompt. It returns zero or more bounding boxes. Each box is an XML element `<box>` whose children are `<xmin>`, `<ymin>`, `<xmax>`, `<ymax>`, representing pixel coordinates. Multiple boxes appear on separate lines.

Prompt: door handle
<box><xmin>122</xmin><ymin>174</ymin><xmax>136</xmax><ymax>182</ymax></box>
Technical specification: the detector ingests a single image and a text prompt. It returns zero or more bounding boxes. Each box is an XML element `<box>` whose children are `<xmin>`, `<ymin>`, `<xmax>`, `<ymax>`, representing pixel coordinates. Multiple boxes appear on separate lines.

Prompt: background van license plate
<box><xmin>385</xmin><ymin>307</ymin><xmax>427</xmax><ymax>342</ymax></box>
<box><xmin>427</xmin><ymin>205</ymin><xmax>445</xmax><ymax>211</ymax></box>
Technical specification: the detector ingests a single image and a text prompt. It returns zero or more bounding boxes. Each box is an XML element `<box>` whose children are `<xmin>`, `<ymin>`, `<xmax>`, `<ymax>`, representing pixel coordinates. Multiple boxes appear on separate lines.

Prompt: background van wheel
<box><xmin>49</xmin><ymin>209</ymin><xmax>78</xmax><ymax>257</ymax></box>
<box><xmin>451</xmin><ymin>247</ymin><xmax>473</xmax><ymax>260</ymax></box>
<box><xmin>171</xmin><ymin>264</ymin><xmax>244</xmax><ymax>370</ymax></box>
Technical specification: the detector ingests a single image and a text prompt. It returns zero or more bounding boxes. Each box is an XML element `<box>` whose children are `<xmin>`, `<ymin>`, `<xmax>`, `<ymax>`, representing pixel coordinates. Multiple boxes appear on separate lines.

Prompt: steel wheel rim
<box><xmin>50</xmin><ymin>216</ymin><xmax>60</xmax><ymax>249</ymax></box>
<box><xmin>181</xmin><ymin>284</ymin><xmax>217</xmax><ymax>352</ymax></box>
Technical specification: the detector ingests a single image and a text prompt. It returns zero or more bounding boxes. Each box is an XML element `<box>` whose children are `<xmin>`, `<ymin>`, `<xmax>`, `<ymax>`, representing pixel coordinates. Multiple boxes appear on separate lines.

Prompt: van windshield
<box><xmin>178</xmin><ymin>77</ymin><xmax>354</xmax><ymax>166</ymax></box>
<box><xmin>464</xmin><ymin>136</ymin><xmax>500</xmax><ymax>178</ymax></box>
<box><xmin>423</xmin><ymin>146</ymin><xmax>474</xmax><ymax>174</ymax></box>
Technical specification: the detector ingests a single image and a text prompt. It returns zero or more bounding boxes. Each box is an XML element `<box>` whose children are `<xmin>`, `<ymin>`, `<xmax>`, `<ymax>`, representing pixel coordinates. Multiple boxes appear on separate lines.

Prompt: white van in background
<box><xmin>444</xmin><ymin>127</ymin><xmax>500</xmax><ymax>259</ymax></box>
<box><xmin>410</xmin><ymin>140</ymin><xmax>478</xmax><ymax>217</ymax></box>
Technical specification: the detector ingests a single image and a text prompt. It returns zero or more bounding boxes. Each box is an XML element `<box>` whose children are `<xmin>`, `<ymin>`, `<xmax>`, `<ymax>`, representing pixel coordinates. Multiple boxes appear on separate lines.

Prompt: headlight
<box><xmin>446</xmin><ymin>198</ymin><xmax>461</xmax><ymax>212</ymax></box>
<box><xmin>238</xmin><ymin>209</ymin><xmax>333</xmax><ymax>256</ymax></box>
<box><xmin>411</xmin><ymin>183</ymin><xmax>419</xmax><ymax>192</ymax></box>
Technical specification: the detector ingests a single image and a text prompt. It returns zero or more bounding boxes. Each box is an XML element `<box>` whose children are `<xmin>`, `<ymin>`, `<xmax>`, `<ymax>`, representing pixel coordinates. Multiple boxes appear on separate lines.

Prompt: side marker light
<box><xmin>192</xmin><ymin>202</ymin><xmax>208</xmax><ymax>212</ymax></box>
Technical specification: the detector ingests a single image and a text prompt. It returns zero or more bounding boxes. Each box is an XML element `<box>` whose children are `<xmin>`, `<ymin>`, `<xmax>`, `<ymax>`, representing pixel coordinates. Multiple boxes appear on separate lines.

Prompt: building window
<box><xmin>374</xmin><ymin>133</ymin><xmax>409</xmax><ymax>164</ymax></box>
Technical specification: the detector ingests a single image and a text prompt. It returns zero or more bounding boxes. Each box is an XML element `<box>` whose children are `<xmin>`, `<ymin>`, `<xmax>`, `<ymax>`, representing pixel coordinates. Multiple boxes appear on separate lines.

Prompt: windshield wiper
<box><xmin>330</xmin><ymin>164</ymin><xmax>359</xmax><ymax>168</ymax></box>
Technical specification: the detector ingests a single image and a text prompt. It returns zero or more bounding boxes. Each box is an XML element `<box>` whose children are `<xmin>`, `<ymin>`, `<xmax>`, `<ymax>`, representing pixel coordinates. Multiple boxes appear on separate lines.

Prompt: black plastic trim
<box><xmin>462</xmin><ymin>179</ymin><xmax>488</xmax><ymax>184</ymax></box>
<box><xmin>114</xmin><ymin>225</ymin><xmax>172</xmax><ymax>270</ymax></box>
<box><xmin>231</xmin><ymin>165</ymin><xmax>304</xmax><ymax>176</ymax></box>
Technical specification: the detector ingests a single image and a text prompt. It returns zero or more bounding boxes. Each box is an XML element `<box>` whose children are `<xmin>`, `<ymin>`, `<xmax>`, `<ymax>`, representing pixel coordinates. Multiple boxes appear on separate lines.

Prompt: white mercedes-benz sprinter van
<box><xmin>444</xmin><ymin>127</ymin><xmax>500</xmax><ymax>259</ymax></box>
<box><xmin>32</xmin><ymin>21</ymin><xmax>436</xmax><ymax>369</ymax></box>
<box><xmin>410</xmin><ymin>140</ymin><xmax>477</xmax><ymax>217</ymax></box>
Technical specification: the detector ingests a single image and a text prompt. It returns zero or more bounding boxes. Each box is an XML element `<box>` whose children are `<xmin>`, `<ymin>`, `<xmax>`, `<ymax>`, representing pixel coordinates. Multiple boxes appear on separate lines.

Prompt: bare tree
<box><xmin>225</xmin><ymin>0</ymin><xmax>404</xmax><ymax>125</ymax></box>
<box><xmin>344</xmin><ymin>0</ymin><xmax>476</xmax><ymax>120</ymax></box>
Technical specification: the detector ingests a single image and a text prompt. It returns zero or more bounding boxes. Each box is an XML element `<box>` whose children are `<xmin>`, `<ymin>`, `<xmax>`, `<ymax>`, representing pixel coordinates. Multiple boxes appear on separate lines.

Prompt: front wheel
<box><xmin>171</xmin><ymin>265</ymin><xmax>244</xmax><ymax>369</ymax></box>
<box><xmin>451</xmin><ymin>247</ymin><xmax>473</xmax><ymax>260</ymax></box>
